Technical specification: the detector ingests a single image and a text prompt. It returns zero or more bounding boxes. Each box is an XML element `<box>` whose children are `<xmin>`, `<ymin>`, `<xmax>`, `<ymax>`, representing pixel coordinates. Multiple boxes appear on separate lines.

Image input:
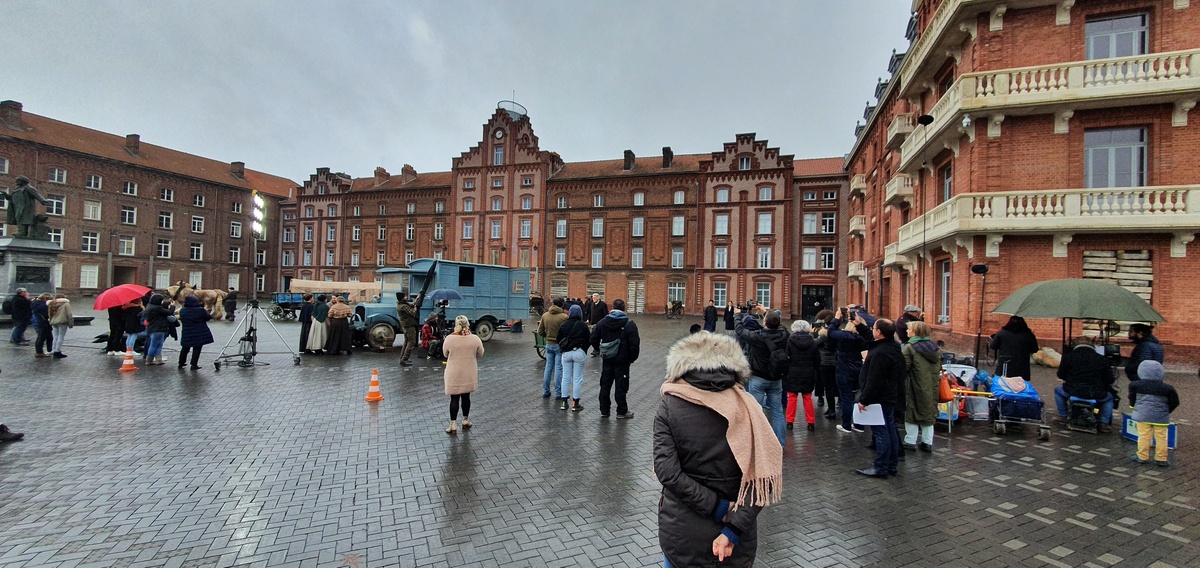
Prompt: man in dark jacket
<box><xmin>895</xmin><ymin>305</ymin><xmax>923</xmax><ymax>343</ymax></box>
<box><xmin>590</xmin><ymin>299</ymin><xmax>640</xmax><ymax>418</ymax></box>
<box><xmin>827</xmin><ymin>305</ymin><xmax>875</xmax><ymax>433</ymax></box>
<box><xmin>223</xmin><ymin>288</ymin><xmax>239</xmax><ymax>321</ymax></box>
<box><xmin>1125</xmin><ymin>324</ymin><xmax>1164</xmax><ymax>382</ymax></box>
<box><xmin>855</xmin><ymin>318</ymin><xmax>906</xmax><ymax>478</ymax></box>
<box><xmin>703</xmin><ymin>301</ymin><xmax>718</xmax><ymax>332</ymax></box>
<box><xmin>582</xmin><ymin>296</ymin><xmax>595</xmax><ymax>324</ymax></box>
<box><xmin>9</xmin><ymin>288</ymin><xmax>32</xmax><ymax>345</ymax></box>
<box><xmin>736</xmin><ymin>309</ymin><xmax>791</xmax><ymax>444</ymax></box>
<box><xmin>298</xmin><ymin>293</ymin><xmax>315</xmax><ymax>354</ymax></box>
<box><xmin>397</xmin><ymin>292</ymin><xmax>424</xmax><ymax>365</ymax></box>
<box><xmin>1054</xmin><ymin>342</ymin><xmax>1115</xmax><ymax>431</ymax></box>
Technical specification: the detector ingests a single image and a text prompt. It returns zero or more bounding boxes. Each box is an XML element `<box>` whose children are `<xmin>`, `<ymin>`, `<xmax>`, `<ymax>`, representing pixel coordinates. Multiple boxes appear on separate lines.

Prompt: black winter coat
<box><xmin>11</xmin><ymin>294</ymin><xmax>31</xmax><ymax>324</ymax></box>
<box><xmin>1057</xmin><ymin>345</ymin><xmax>1113</xmax><ymax>400</ymax></box>
<box><xmin>142</xmin><ymin>303</ymin><xmax>174</xmax><ymax>335</ymax></box>
<box><xmin>990</xmin><ymin>328</ymin><xmax>1038</xmax><ymax>380</ymax></box>
<box><xmin>857</xmin><ymin>338</ymin><xmax>905</xmax><ymax>407</ymax></box>
<box><xmin>785</xmin><ymin>332</ymin><xmax>821</xmax><ymax>393</ymax></box>
<box><xmin>589</xmin><ymin>300</ymin><xmax>609</xmax><ymax>325</ymax></box>
<box><xmin>122</xmin><ymin>305</ymin><xmax>145</xmax><ymax>334</ymax></box>
<box><xmin>734</xmin><ymin>319</ymin><xmax>789</xmax><ymax>380</ymax></box>
<box><xmin>724</xmin><ymin>306</ymin><xmax>736</xmax><ymax>330</ymax></box>
<box><xmin>556</xmin><ymin>317</ymin><xmax>591</xmax><ymax>353</ymax></box>
<box><xmin>178</xmin><ymin>298</ymin><xmax>214</xmax><ymax>348</ymax></box>
<box><xmin>655</xmin><ymin>376</ymin><xmax>761</xmax><ymax>567</ymax></box>
<box><xmin>589</xmin><ymin>313</ymin><xmax>640</xmax><ymax>364</ymax></box>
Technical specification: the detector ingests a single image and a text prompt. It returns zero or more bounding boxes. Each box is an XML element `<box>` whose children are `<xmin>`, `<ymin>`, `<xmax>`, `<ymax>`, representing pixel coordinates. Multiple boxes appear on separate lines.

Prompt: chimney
<box><xmin>401</xmin><ymin>164</ymin><xmax>417</xmax><ymax>184</ymax></box>
<box><xmin>125</xmin><ymin>134</ymin><xmax>140</xmax><ymax>156</ymax></box>
<box><xmin>230</xmin><ymin>161</ymin><xmax>245</xmax><ymax>179</ymax></box>
<box><xmin>623</xmin><ymin>149</ymin><xmax>635</xmax><ymax>171</ymax></box>
<box><xmin>662</xmin><ymin>146</ymin><xmax>673</xmax><ymax>168</ymax></box>
<box><xmin>0</xmin><ymin>100</ymin><xmax>23</xmax><ymax>128</ymax></box>
<box><xmin>374</xmin><ymin>166</ymin><xmax>390</xmax><ymax>187</ymax></box>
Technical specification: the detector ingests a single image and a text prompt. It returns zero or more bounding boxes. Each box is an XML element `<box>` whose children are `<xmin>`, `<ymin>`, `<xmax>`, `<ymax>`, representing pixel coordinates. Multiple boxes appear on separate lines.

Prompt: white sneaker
<box><xmin>836</xmin><ymin>425</ymin><xmax>854</xmax><ymax>433</ymax></box>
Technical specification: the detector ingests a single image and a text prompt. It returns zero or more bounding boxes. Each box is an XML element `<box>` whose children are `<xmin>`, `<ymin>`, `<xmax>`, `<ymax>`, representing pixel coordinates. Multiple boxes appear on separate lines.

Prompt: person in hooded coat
<box><xmin>990</xmin><ymin>315</ymin><xmax>1038</xmax><ymax>381</ymax></box>
<box><xmin>557</xmin><ymin>304</ymin><xmax>591</xmax><ymax>411</ymax></box>
<box><xmin>902</xmin><ymin>321</ymin><xmax>942</xmax><ymax>452</ymax></box>
<box><xmin>654</xmin><ymin>332</ymin><xmax>782</xmax><ymax>568</ymax></box>
<box><xmin>178</xmin><ymin>296</ymin><xmax>214</xmax><ymax>369</ymax></box>
<box><xmin>590</xmin><ymin>299</ymin><xmax>641</xmax><ymax>418</ymax></box>
<box><xmin>141</xmin><ymin>295</ymin><xmax>175</xmax><ymax>365</ymax></box>
<box><xmin>48</xmin><ymin>294</ymin><xmax>74</xmax><ymax>358</ymax></box>
<box><xmin>31</xmin><ymin>294</ymin><xmax>52</xmax><ymax>357</ymax></box>
<box><xmin>785</xmin><ymin>320</ymin><xmax>822</xmax><ymax>432</ymax></box>
<box><xmin>825</xmin><ymin>306</ymin><xmax>875</xmax><ymax>433</ymax></box>
<box><xmin>122</xmin><ymin>298</ymin><xmax>146</xmax><ymax>353</ymax></box>
<box><xmin>1128</xmin><ymin>360</ymin><xmax>1179</xmax><ymax>466</ymax></box>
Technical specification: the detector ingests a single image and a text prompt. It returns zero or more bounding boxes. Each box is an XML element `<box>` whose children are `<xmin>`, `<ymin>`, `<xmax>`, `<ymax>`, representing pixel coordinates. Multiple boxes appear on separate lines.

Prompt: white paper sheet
<box><xmin>852</xmin><ymin>403</ymin><xmax>886</xmax><ymax>426</ymax></box>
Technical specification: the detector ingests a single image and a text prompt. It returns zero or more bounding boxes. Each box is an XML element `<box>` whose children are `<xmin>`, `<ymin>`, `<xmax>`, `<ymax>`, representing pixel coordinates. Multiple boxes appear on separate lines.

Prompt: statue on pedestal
<box><xmin>2</xmin><ymin>176</ymin><xmax>51</xmax><ymax>239</ymax></box>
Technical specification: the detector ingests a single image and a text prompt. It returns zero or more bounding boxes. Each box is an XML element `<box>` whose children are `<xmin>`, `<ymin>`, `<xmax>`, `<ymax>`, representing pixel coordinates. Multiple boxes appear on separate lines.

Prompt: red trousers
<box><xmin>786</xmin><ymin>392</ymin><xmax>815</xmax><ymax>424</ymax></box>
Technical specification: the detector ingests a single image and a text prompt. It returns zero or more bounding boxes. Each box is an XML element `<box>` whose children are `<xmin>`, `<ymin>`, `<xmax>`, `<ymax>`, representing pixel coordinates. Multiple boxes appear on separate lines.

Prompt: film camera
<box><xmin>736</xmin><ymin>299</ymin><xmax>759</xmax><ymax>313</ymax></box>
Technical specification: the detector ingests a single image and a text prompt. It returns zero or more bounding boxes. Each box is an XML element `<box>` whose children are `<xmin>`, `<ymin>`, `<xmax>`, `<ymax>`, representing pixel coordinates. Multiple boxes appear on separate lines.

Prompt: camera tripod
<box><xmin>213</xmin><ymin>299</ymin><xmax>301</xmax><ymax>370</ymax></box>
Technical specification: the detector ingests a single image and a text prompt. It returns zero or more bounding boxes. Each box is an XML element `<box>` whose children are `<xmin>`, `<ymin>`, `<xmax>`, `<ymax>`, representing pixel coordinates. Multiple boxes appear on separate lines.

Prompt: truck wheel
<box><xmin>366</xmin><ymin>323</ymin><xmax>396</xmax><ymax>350</ymax></box>
<box><xmin>475</xmin><ymin>320</ymin><xmax>494</xmax><ymax>342</ymax></box>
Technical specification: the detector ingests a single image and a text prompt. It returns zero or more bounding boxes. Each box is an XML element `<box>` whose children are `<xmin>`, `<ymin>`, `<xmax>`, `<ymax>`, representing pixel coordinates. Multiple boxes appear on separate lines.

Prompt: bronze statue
<box><xmin>3</xmin><ymin>176</ymin><xmax>51</xmax><ymax>238</ymax></box>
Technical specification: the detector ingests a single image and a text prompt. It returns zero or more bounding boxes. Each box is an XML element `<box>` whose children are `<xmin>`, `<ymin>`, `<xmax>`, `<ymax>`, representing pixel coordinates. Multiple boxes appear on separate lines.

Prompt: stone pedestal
<box><xmin>0</xmin><ymin>236</ymin><xmax>62</xmax><ymax>307</ymax></box>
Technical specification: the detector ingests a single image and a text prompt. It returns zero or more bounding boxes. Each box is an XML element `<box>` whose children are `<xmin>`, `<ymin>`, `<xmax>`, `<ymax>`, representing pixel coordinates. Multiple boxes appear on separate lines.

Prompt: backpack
<box><xmin>598</xmin><ymin>319</ymin><xmax>628</xmax><ymax>359</ymax></box>
<box><xmin>762</xmin><ymin>333</ymin><xmax>790</xmax><ymax>380</ymax></box>
<box><xmin>1</xmin><ymin>298</ymin><xmax>11</xmax><ymax>314</ymax></box>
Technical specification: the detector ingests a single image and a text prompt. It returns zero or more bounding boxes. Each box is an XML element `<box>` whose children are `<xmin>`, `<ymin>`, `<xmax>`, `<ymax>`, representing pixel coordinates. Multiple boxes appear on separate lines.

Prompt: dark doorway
<box><xmin>113</xmin><ymin>266</ymin><xmax>138</xmax><ymax>286</ymax></box>
<box><xmin>801</xmin><ymin>285</ymin><xmax>833</xmax><ymax>321</ymax></box>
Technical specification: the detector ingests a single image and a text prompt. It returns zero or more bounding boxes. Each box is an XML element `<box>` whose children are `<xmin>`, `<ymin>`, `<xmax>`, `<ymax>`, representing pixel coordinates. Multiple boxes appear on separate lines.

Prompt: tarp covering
<box><xmin>287</xmin><ymin>280</ymin><xmax>381</xmax><ymax>305</ymax></box>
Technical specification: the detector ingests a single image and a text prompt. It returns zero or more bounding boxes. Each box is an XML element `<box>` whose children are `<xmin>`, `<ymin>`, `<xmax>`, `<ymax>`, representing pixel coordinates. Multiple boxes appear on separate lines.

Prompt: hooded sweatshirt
<box><xmin>590</xmin><ymin>309</ymin><xmax>640</xmax><ymax>364</ymax></box>
<box><xmin>536</xmin><ymin>305</ymin><xmax>568</xmax><ymax>344</ymax></box>
<box><xmin>556</xmin><ymin>304</ymin><xmax>590</xmax><ymax>352</ymax></box>
<box><xmin>735</xmin><ymin>317</ymin><xmax>790</xmax><ymax>381</ymax></box>
<box><xmin>1128</xmin><ymin>360</ymin><xmax>1180</xmax><ymax>424</ymax></box>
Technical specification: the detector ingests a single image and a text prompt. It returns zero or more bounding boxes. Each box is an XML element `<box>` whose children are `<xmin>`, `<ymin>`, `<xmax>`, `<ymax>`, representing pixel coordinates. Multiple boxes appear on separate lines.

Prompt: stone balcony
<box><xmin>849</xmin><ymin>215</ymin><xmax>866</xmax><ymax>237</ymax></box>
<box><xmin>850</xmin><ymin>174</ymin><xmax>867</xmax><ymax>199</ymax></box>
<box><xmin>885</xmin><ymin>174</ymin><xmax>914</xmax><ymax>208</ymax></box>
<box><xmin>883</xmin><ymin>243</ymin><xmax>913</xmax><ymax>270</ymax></box>
<box><xmin>896</xmin><ymin>185</ymin><xmax>1200</xmax><ymax>258</ymax></box>
<box><xmin>896</xmin><ymin>0</ymin><xmax>1071</xmax><ymax>101</ymax></box>
<box><xmin>886</xmin><ymin>113</ymin><xmax>914</xmax><ymax>149</ymax></box>
<box><xmin>848</xmin><ymin>260</ymin><xmax>865</xmax><ymax>280</ymax></box>
<box><xmin>899</xmin><ymin>49</ymin><xmax>1200</xmax><ymax>172</ymax></box>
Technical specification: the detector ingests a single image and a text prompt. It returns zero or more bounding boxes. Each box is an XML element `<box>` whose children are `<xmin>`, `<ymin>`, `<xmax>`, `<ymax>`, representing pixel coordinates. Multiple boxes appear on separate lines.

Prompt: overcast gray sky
<box><xmin>4</xmin><ymin>1</ymin><xmax>912</xmax><ymax>183</ymax></box>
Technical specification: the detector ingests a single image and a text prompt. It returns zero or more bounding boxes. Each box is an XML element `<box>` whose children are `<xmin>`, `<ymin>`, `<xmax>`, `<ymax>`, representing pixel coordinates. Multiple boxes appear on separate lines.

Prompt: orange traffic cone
<box><xmin>119</xmin><ymin>348</ymin><xmax>138</xmax><ymax>372</ymax></box>
<box><xmin>364</xmin><ymin>368</ymin><xmax>383</xmax><ymax>402</ymax></box>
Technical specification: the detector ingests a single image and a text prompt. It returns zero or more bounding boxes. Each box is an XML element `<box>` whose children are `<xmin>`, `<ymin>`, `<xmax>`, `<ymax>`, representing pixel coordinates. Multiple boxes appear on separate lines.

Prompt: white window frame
<box><xmin>351</xmin><ymin>252</ymin><xmax>360</xmax><ymax>267</ymax></box>
<box><xmin>463</xmin><ymin>198</ymin><xmax>473</xmax><ymax>212</ymax></box>
<box><xmin>823</xmin><ymin>190</ymin><xmax>837</xmax><ymax>200</ymax></box>
<box><xmin>377</xmin><ymin>252</ymin><xmax>386</xmax><ymax>266</ymax></box>
<box><xmin>556</xmin><ymin>219</ymin><xmax>567</xmax><ymax>238</ymax></box>
<box><xmin>671</xmin><ymin>246</ymin><xmax>684</xmax><ymax>269</ymax></box>
<box><xmin>592</xmin><ymin>218</ymin><xmax>604</xmax><ymax>238</ymax></box>
<box><xmin>673</xmin><ymin>190</ymin><xmax>685</xmax><ymax>204</ymax></box>
<box><xmin>803</xmin><ymin>213</ymin><xmax>818</xmax><ymax>234</ymax></box>
<box><xmin>632</xmin><ymin>217</ymin><xmax>644</xmax><ymax>237</ymax></box>
<box><xmin>232</xmin><ymin>202</ymin><xmax>243</xmax><ymax>213</ymax></box>
<box><xmin>435</xmin><ymin>201</ymin><xmax>445</xmax><ymax>214</ymax></box>
<box><xmin>756</xmin><ymin>212</ymin><xmax>772</xmax><ymax>235</ymax></box>
<box><xmin>591</xmin><ymin>247</ymin><xmax>603</xmax><ymax>268</ymax></box>
<box><xmin>492</xmin><ymin>197</ymin><xmax>503</xmax><ymax>211</ymax></box>
<box><xmin>557</xmin><ymin>196</ymin><xmax>567</xmax><ymax>209</ymax></box>
<box><xmin>406</xmin><ymin>223</ymin><xmax>415</xmax><ymax>241</ymax></box>
<box><xmin>493</xmin><ymin>145</ymin><xmax>504</xmax><ymax>165</ymax></box>
<box><xmin>191</xmin><ymin>216</ymin><xmax>205</xmax><ymax>234</ymax></box>
<box><xmin>739</xmin><ymin>157</ymin><xmax>751</xmax><ymax>171</ymax></box>
<box><xmin>158</xmin><ymin>211</ymin><xmax>173</xmax><ymax>230</ymax></box>
<box><xmin>230</xmin><ymin>247</ymin><xmax>242</xmax><ymax>264</ymax></box>
<box><xmin>378</xmin><ymin>225</ymin><xmax>387</xmax><ymax>240</ymax></box>
<box><xmin>803</xmin><ymin>191</ymin><xmax>817</xmax><ymax>201</ymax></box>
<box><xmin>122</xmin><ymin>181</ymin><xmax>138</xmax><ymax>196</ymax></box>
<box><xmin>521</xmin><ymin>196</ymin><xmax>532</xmax><ymax>210</ymax></box>
<box><xmin>79</xmin><ymin>265</ymin><xmax>99</xmax><ymax>289</ymax></box>
<box><xmin>758</xmin><ymin>246</ymin><xmax>772</xmax><ymax>269</ymax></box>
<box><xmin>491</xmin><ymin>220</ymin><xmax>502</xmax><ymax>239</ymax></box>
<box><xmin>593</xmin><ymin>194</ymin><xmax>604</xmax><ymax>208</ymax></box>
<box><xmin>191</xmin><ymin>243</ymin><xmax>204</xmax><ymax>261</ymax></box>
<box><xmin>121</xmin><ymin>206</ymin><xmax>137</xmax><ymax>225</ymax></box>
<box><xmin>229</xmin><ymin>221</ymin><xmax>242</xmax><ymax>238</ymax></box>
<box><xmin>520</xmin><ymin>219</ymin><xmax>531</xmax><ymax>239</ymax></box>
<box><xmin>672</xmin><ymin>216</ymin><xmax>684</xmax><ymax>237</ymax></box>
<box><xmin>323</xmin><ymin>250</ymin><xmax>332</xmax><ymax>266</ymax></box>
<box><xmin>757</xmin><ymin>186</ymin><xmax>771</xmax><ymax>201</ymax></box>
<box><xmin>715</xmin><ymin>213</ymin><xmax>729</xmax><ymax>236</ymax></box>
<box><xmin>821</xmin><ymin>212</ymin><xmax>836</xmax><ymax>234</ymax></box>
<box><xmin>118</xmin><ymin>236</ymin><xmax>135</xmax><ymax>256</ymax></box>
<box><xmin>631</xmin><ymin>246</ymin><xmax>643</xmax><ymax>269</ymax></box>
<box><xmin>434</xmin><ymin>222</ymin><xmax>444</xmax><ymax>241</ymax></box>
<box><xmin>668</xmin><ymin>282</ymin><xmax>685</xmax><ymax>304</ymax></box>
<box><xmin>714</xmin><ymin>246</ymin><xmax>727</xmax><ymax>269</ymax></box>
<box><xmin>756</xmin><ymin>283</ymin><xmax>771</xmax><ymax>307</ymax></box>
<box><xmin>46</xmin><ymin>194</ymin><xmax>65</xmax><ymax>216</ymax></box>
<box><xmin>802</xmin><ymin>247</ymin><xmax>817</xmax><ymax>270</ymax></box>
<box><xmin>555</xmin><ymin>246</ymin><xmax>566</xmax><ymax>268</ymax></box>
<box><xmin>463</xmin><ymin>220</ymin><xmax>474</xmax><ymax>240</ymax></box>
<box><xmin>327</xmin><ymin>225</ymin><xmax>337</xmax><ymax>241</ymax></box>
<box><xmin>81</xmin><ymin>231</ymin><xmax>99</xmax><ymax>253</ymax></box>
<box><xmin>85</xmin><ymin>174</ymin><xmax>102</xmax><ymax>190</ymax></box>
<box><xmin>821</xmin><ymin>246</ymin><xmax>835</xmax><ymax>270</ymax></box>
<box><xmin>50</xmin><ymin>167</ymin><xmax>66</xmax><ymax>184</ymax></box>
<box><xmin>633</xmin><ymin>192</ymin><xmax>645</xmax><ymax>207</ymax></box>
<box><xmin>712</xmin><ymin>282</ymin><xmax>727</xmax><ymax>308</ymax></box>
<box><xmin>193</xmin><ymin>194</ymin><xmax>205</xmax><ymax>207</ymax></box>
<box><xmin>716</xmin><ymin>188</ymin><xmax>729</xmax><ymax>203</ymax></box>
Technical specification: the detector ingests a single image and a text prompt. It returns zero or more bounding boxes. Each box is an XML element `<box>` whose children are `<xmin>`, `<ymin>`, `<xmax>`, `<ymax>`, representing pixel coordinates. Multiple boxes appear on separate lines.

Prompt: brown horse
<box><xmin>167</xmin><ymin>282</ymin><xmax>228</xmax><ymax>319</ymax></box>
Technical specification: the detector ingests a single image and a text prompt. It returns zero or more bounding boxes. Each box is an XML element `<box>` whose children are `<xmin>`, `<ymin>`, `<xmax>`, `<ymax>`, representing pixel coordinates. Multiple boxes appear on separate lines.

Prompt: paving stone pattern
<box><xmin>1</xmin><ymin>311</ymin><xmax>1197</xmax><ymax>567</ymax></box>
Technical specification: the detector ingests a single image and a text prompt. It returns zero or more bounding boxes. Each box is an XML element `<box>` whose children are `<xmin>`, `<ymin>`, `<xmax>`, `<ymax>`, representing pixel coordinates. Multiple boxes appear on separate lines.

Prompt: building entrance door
<box><xmin>800</xmin><ymin>285</ymin><xmax>833</xmax><ymax>321</ymax></box>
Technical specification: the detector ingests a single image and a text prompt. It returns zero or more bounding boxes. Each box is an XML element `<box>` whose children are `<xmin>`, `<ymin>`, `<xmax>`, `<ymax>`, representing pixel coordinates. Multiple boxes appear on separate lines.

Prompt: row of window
<box><xmin>76</xmin><ymin>265</ymin><xmax>266</xmax><ymax>292</ymax></box>
<box><xmin>72</xmin><ymin>230</ymin><xmax>263</xmax><ymax>263</ymax></box>
<box><xmin>17</xmin><ymin>166</ymin><xmax>242</xmax><ymax>210</ymax></box>
<box><xmin>541</xmin><ymin>245</ymin><xmax>835</xmax><ymax>270</ymax></box>
<box><xmin>291</xmin><ymin>187</ymin><xmax>838</xmax><ymax>220</ymax></box>
<box><xmin>30</xmin><ymin>195</ymin><xmax>245</xmax><ymax>235</ymax></box>
<box><xmin>461</xmin><ymin>173</ymin><xmax>535</xmax><ymax>189</ymax></box>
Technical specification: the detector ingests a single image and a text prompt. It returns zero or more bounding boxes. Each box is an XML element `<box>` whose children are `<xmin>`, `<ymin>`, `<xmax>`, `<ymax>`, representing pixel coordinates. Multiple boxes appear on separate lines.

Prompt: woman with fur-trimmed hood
<box><xmin>654</xmin><ymin>332</ymin><xmax>782</xmax><ymax>567</ymax></box>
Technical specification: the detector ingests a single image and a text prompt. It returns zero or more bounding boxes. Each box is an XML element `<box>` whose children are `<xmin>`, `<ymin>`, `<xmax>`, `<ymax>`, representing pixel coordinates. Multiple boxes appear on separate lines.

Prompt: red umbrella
<box><xmin>93</xmin><ymin>284</ymin><xmax>151</xmax><ymax>310</ymax></box>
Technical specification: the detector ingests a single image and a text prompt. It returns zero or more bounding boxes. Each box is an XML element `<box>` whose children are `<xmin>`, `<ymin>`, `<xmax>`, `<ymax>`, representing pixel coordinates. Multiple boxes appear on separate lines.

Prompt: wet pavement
<box><xmin>1</xmin><ymin>309</ymin><xmax>1197</xmax><ymax>567</ymax></box>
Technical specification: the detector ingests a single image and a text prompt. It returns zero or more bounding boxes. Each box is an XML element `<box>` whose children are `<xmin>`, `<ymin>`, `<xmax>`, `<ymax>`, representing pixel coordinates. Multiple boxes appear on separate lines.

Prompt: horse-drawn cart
<box><xmin>269</xmin><ymin>293</ymin><xmax>306</xmax><ymax>320</ymax></box>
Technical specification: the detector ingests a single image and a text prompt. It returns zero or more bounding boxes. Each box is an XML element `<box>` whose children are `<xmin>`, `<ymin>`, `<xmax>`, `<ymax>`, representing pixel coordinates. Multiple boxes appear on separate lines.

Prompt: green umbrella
<box><xmin>992</xmin><ymin>278</ymin><xmax>1164</xmax><ymax>322</ymax></box>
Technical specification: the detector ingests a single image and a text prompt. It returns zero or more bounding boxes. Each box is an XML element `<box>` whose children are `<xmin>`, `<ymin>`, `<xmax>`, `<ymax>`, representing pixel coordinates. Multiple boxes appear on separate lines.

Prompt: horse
<box><xmin>167</xmin><ymin>282</ymin><xmax>228</xmax><ymax>319</ymax></box>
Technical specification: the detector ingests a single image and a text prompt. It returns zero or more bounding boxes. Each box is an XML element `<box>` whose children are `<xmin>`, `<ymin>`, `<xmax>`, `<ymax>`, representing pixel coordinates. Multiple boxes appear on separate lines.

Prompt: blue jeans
<box><xmin>146</xmin><ymin>332</ymin><xmax>167</xmax><ymax>358</ymax></box>
<box><xmin>542</xmin><ymin>343</ymin><xmax>563</xmax><ymax>397</ymax></box>
<box><xmin>560</xmin><ymin>347</ymin><xmax>586</xmax><ymax>400</ymax></box>
<box><xmin>835</xmin><ymin>368</ymin><xmax>860</xmax><ymax>430</ymax></box>
<box><xmin>126</xmin><ymin>331</ymin><xmax>145</xmax><ymax>352</ymax></box>
<box><xmin>747</xmin><ymin>376</ymin><xmax>786</xmax><ymax>445</ymax></box>
<box><xmin>10</xmin><ymin>320</ymin><xmax>29</xmax><ymax>343</ymax></box>
<box><xmin>872</xmin><ymin>403</ymin><xmax>900</xmax><ymax>473</ymax></box>
<box><xmin>1054</xmin><ymin>385</ymin><xmax>1113</xmax><ymax>424</ymax></box>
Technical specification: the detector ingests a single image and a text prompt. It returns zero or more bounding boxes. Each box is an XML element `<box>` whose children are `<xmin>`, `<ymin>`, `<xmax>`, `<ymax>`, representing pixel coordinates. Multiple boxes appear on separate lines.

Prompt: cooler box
<box><xmin>1121</xmin><ymin>414</ymin><xmax>1178</xmax><ymax>449</ymax></box>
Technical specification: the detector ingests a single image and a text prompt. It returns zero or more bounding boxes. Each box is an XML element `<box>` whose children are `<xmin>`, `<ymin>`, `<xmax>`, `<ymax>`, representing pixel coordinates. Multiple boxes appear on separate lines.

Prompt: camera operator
<box><xmin>824</xmin><ymin>305</ymin><xmax>875</xmax><ymax>434</ymax></box>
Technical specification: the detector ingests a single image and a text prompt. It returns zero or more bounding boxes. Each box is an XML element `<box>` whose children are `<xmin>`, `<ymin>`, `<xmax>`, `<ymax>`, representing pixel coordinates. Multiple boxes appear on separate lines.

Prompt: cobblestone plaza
<box><xmin>1</xmin><ymin>313</ymin><xmax>1196</xmax><ymax>567</ymax></box>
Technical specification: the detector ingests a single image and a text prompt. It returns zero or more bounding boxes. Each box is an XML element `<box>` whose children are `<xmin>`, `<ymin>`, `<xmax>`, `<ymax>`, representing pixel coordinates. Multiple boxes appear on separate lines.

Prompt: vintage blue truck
<box><xmin>351</xmin><ymin>259</ymin><xmax>531</xmax><ymax>349</ymax></box>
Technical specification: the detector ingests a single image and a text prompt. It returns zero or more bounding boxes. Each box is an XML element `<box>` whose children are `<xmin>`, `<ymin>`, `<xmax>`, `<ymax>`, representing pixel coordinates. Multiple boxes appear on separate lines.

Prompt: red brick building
<box><xmin>279</xmin><ymin>104</ymin><xmax>849</xmax><ymax>317</ymax></box>
<box><xmin>846</xmin><ymin>1</ymin><xmax>1200</xmax><ymax>359</ymax></box>
<box><xmin>0</xmin><ymin>101</ymin><xmax>295</xmax><ymax>297</ymax></box>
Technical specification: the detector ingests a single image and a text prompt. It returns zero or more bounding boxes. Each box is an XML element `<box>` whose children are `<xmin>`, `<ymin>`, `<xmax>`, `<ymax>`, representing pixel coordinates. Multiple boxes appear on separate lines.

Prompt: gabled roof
<box><xmin>1</xmin><ymin>108</ymin><xmax>297</xmax><ymax>198</ymax></box>
<box><xmin>552</xmin><ymin>154</ymin><xmax>704</xmax><ymax>180</ymax></box>
<box><xmin>347</xmin><ymin>171</ymin><xmax>454</xmax><ymax>192</ymax></box>
<box><xmin>793</xmin><ymin>157</ymin><xmax>846</xmax><ymax>177</ymax></box>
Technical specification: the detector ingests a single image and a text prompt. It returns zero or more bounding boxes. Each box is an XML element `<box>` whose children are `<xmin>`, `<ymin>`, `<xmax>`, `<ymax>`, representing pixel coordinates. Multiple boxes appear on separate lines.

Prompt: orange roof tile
<box><xmin>793</xmin><ymin>157</ymin><xmax>846</xmax><ymax>177</ymax></box>
<box><xmin>552</xmin><ymin>154</ymin><xmax>705</xmax><ymax>180</ymax></box>
<box><xmin>2</xmin><ymin>109</ymin><xmax>298</xmax><ymax>198</ymax></box>
<box><xmin>346</xmin><ymin>171</ymin><xmax>454</xmax><ymax>193</ymax></box>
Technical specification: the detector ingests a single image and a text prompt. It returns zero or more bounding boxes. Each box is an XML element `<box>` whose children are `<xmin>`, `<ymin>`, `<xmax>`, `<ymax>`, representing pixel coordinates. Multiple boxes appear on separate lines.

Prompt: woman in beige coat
<box><xmin>442</xmin><ymin>315</ymin><xmax>484</xmax><ymax>435</ymax></box>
